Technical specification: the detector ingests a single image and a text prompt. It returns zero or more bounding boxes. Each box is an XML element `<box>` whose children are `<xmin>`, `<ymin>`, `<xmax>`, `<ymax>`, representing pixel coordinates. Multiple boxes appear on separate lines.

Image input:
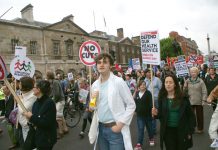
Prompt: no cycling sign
<box><xmin>79</xmin><ymin>40</ymin><xmax>101</xmax><ymax>66</ymax></box>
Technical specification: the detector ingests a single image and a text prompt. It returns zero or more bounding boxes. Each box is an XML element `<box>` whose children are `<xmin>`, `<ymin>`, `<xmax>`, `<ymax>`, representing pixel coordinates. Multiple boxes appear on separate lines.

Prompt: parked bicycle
<box><xmin>64</xmin><ymin>91</ymin><xmax>83</xmax><ymax>128</ymax></box>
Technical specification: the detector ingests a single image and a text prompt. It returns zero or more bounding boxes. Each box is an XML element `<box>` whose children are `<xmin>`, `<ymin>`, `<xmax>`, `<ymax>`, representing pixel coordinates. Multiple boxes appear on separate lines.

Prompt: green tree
<box><xmin>160</xmin><ymin>37</ymin><xmax>183</xmax><ymax>59</ymax></box>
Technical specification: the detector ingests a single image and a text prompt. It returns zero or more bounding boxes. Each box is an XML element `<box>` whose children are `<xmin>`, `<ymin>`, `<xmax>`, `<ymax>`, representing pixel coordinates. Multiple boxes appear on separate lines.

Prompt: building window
<box><xmin>66</xmin><ymin>43</ymin><xmax>73</xmax><ymax>56</ymax></box>
<box><xmin>112</xmin><ymin>45</ymin><xmax>116</xmax><ymax>51</ymax></box>
<box><xmin>11</xmin><ymin>38</ymin><xmax>19</xmax><ymax>53</ymax></box>
<box><xmin>53</xmin><ymin>40</ymin><xmax>60</xmax><ymax>55</ymax></box>
<box><xmin>122</xmin><ymin>47</ymin><xmax>125</xmax><ymax>52</ymax></box>
<box><xmin>65</xmin><ymin>39</ymin><xmax>73</xmax><ymax>56</ymax></box>
<box><xmin>122</xmin><ymin>55</ymin><xmax>126</xmax><ymax>63</ymax></box>
<box><xmin>30</xmin><ymin>41</ymin><xmax>37</xmax><ymax>54</ymax></box>
<box><xmin>127</xmin><ymin>47</ymin><xmax>130</xmax><ymax>53</ymax></box>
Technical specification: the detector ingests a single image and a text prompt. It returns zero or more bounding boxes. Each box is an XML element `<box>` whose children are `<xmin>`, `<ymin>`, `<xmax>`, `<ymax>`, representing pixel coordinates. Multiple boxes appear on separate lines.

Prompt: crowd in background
<box><xmin>0</xmin><ymin>57</ymin><xmax>218</xmax><ymax>150</ymax></box>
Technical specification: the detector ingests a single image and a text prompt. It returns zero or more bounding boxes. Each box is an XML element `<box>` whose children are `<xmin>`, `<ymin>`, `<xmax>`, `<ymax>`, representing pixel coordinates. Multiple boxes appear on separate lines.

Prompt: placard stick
<box><xmin>4</xmin><ymin>78</ymin><xmax>27</xmax><ymax>112</ymax></box>
<box><xmin>89</xmin><ymin>66</ymin><xmax>92</xmax><ymax>100</ymax></box>
<box><xmin>14</xmin><ymin>79</ymin><xmax>16</xmax><ymax>92</ymax></box>
<box><xmin>150</xmin><ymin>64</ymin><xmax>155</xmax><ymax>108</ymax></box>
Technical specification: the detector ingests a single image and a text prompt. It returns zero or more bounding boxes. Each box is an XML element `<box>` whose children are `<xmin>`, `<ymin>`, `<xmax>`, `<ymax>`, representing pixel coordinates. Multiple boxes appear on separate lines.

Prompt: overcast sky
<box><xmin>1</xmin><ymin>0</ymin><xmax>218</xmax><ymax>55</ymax></box>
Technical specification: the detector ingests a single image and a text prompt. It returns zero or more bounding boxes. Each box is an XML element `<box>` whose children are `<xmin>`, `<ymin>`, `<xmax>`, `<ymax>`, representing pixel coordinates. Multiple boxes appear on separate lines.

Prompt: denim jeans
<box><xmin>137</xmin><ymin>116</ymin><xmax>154</xmax><ymax>145</ymax></box>
<box><xmin>98</xmin><ymin>123</ymin><xmax>124</xmax><ymax>150</ymax></box>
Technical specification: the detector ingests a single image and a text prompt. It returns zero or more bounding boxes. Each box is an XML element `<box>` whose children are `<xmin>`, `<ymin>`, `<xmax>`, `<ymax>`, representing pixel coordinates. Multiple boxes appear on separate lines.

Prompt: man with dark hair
<box><xmin>89</xmin><ymin>53</ymin><xmax>136</xmax><ymax>150</ymax></box>
<box><xmin>160</xmin><ymin>64</ymin><xmax>174</xmax><ymax>82</ymax></box>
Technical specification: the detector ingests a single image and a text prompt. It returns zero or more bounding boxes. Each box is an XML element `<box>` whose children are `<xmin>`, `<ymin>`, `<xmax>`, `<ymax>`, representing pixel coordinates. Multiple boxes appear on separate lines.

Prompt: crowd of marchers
<box><xmin>0</xmin><ymin>53</ymin><xmax>218</xmax><ymax>150</ymax></box>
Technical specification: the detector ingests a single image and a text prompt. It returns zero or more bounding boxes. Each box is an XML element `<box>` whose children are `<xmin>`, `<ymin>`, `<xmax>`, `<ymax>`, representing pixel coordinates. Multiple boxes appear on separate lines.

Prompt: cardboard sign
<box><xmin>10</xmin><ymin>57</ymin><xmax>35</xmax><ymax>80</ymax></box>
<box><xmin>15</xmin><ymin>46</ymin><xmax>27</xmax><ymax>57</ymax></box>
<box><xmin>140</xmin><ymin>31</ymin><xmax>161</xmax><ymax>65</ymax></box>
<box><xmin>132</xmin><ymin>58</ymin><xmax>141</xmax><ymax>70</ymax></box>
<box><xmin>175</xmin><ymin>61</ymin><xmax>189</xmax><ymax>77</ymax></box>
<box><xmin>79</xmin><ymin>40</ymin><xmax>101</xmax><ymax>66</ymax></box>
<box><xmin>79</xmin><ymin>89</ymin><xmax>89</xmax><ymax>104</ymax></box>
<box><xmin>67</xmin><ymin>72</ymin><xmax>74</xmax><ymax>81</ymax></box>
<box><xmin>188</xmin><ymin>55</ymin><xmax>204</xmax><ymax>64</ymax></box>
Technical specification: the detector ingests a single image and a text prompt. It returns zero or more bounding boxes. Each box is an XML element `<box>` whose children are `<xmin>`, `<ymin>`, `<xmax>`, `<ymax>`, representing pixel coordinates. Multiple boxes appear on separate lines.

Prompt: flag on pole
<box><xmin>93</xmin><ymin>11</ymin><xmax>96</xmax><ymax>30</ymax></box>
<box><xmin>103</xmin><ymin>16</ymin><xmax>107</xmax><ymax>27</ymax></box>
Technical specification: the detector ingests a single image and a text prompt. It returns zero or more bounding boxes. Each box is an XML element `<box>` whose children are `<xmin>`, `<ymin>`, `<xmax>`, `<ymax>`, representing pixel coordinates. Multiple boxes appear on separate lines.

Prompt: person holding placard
<box><xmin>17</xmin><ymin>77</ymin><xmax>37</xmax><ymax>146</ymax></box>
<box><xmin>152</xmin><ymin>74</ymin><xmax>195</xmax><ymax>150</ymax></box>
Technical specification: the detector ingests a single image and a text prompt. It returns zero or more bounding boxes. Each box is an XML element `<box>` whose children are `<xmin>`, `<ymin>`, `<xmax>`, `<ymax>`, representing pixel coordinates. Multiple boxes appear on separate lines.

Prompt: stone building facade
<box><xmin>90</xmin><ymin>28</ymin><xmax>142</xmax><ymax>69</ymax></box>
<box><xmin>0</xmin><ymin>4</ymin><xmax>142</xmax><ymax>77</ymax></box>
<box><xmin>169</xmin><ymin>31</ymin><xmax>199</xmax><ymax>56</ymax></box>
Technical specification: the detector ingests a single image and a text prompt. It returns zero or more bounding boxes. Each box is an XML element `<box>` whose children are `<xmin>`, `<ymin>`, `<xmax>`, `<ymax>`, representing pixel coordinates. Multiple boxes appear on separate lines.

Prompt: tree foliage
<box><xmin>160</xmin><ymin>37</ymin><xmax>183</xmax><ymax>59</ymax></box>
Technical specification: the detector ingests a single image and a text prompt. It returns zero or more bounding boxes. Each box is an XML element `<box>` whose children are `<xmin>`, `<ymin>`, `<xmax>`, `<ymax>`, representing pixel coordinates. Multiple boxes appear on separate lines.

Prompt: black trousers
<box><xmin>164</xmin><ymin>126</ymin><xmax>188</xmax><ymax>150</ymax></box>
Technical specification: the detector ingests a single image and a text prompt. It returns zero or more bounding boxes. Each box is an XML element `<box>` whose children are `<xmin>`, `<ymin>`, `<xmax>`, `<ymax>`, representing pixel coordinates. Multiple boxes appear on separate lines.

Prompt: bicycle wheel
<box><xmin>64</xmin><ymin>102</ymin><xmax>81</xmax><ymax>128</ymax></box>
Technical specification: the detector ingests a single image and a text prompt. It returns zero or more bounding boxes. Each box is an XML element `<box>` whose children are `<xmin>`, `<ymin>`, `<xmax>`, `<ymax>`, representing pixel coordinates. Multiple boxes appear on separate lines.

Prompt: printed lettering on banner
<box><xmin>132</xmin><ymin>58</ymin><xmax>141</xmax><ymax>70</ymax></box>
<box><xmin>174</xmin><ymin>61</ymin><xmax>189</xmax><ymax>77</ymax></box>
<box><xmin>79</xmin><ymin>40</ymin><xmax>101</xmax><ymax>66</ymax></box>
<box><xmin>15</xmin><ymin>46</ymin><xmax>27</xmax><ymax>57</ymax></box>
<box><xmin>140</xmin><ymin>31</ymin><xmax>161</xmax><ymax>65</ymax></box>
<box><xmin>10</xmin><ymin>57</ymin><xmax>35</xmax><ymax>80</ymax></box>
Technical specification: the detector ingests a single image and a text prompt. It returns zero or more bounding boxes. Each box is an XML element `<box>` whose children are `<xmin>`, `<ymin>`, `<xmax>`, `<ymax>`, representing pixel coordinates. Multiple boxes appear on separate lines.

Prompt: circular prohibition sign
<box><xmin>79</xmin><ymin>40</ymin><xmax>101</xmax><ymax>66</ymax></box>
<box><xmin>0</xmin><ymin>56</ymin><xmax>6</xmax><ymax>80</ymax></box>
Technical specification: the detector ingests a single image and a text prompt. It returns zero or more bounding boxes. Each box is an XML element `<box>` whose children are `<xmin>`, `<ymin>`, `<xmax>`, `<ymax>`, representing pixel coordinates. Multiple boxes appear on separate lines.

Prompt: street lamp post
<box><xmin>207</xmin><ymin>34</ymin><xmax>211</xmax><ymax>58</ymax></box>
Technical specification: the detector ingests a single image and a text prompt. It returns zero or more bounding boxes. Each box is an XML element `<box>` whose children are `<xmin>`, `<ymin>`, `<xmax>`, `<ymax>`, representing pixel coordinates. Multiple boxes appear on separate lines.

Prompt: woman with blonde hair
<box><xmin>184</xmin><ymin>67</ymin><xmax>207</xmax><ymax>133</ymax></box>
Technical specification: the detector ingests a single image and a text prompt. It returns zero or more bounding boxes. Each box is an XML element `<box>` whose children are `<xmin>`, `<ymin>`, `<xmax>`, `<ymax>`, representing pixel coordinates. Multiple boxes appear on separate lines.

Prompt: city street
<box><xmin>0</xmin><ymin>105</ymin><xmax>215</xmax><ymax>150</ymax></box>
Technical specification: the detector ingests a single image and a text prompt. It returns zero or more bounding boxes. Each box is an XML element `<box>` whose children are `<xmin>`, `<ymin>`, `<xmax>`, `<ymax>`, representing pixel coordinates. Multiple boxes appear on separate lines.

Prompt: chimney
<box><xmin>62</xmin><ymin>14</ymin><xmax>74</xmax><ymax>22</ymax></box>
<box><xmin>117</xmin><ymin>28</ymin><xmax>124</xmax><ymax>38</ymax></box>
<box><xmin>20</xmin><ymin>4</ymin><xmax>34</xmax><ymax>22</ymax></box>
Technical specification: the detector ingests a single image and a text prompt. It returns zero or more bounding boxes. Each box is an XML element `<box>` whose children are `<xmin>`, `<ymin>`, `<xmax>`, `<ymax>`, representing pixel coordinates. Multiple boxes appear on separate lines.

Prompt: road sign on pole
<box><xmin>79</xmin><ymin>40</ymin><xmax>101</xmax><ymax>66</ymax></box>
<box><xmin>0</xmin><ymin>56</ymin><xmax>7</xmax><ymax>80</ymax></box>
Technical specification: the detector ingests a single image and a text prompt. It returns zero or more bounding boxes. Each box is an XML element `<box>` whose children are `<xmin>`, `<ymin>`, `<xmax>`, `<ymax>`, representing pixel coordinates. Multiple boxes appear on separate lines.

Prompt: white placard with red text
<box><xmin>140</xmin><ymin>31</ymin><xmax>160</xmax><ymax>65</ymax></box>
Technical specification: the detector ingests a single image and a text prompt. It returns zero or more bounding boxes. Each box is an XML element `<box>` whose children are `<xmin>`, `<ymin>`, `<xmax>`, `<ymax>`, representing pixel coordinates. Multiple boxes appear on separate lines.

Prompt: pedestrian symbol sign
<box><xmin>10</xmin><ymin>56</ymin><xmax>35</xmax><ymax>80</ymax></box>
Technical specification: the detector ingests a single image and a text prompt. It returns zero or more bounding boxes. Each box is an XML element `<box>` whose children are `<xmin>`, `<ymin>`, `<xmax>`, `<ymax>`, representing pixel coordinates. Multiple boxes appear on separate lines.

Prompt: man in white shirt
<box><xmin>89</xmin><ymin>53</ymin><xmax>136</xmax><ymax>150</ymax></box>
